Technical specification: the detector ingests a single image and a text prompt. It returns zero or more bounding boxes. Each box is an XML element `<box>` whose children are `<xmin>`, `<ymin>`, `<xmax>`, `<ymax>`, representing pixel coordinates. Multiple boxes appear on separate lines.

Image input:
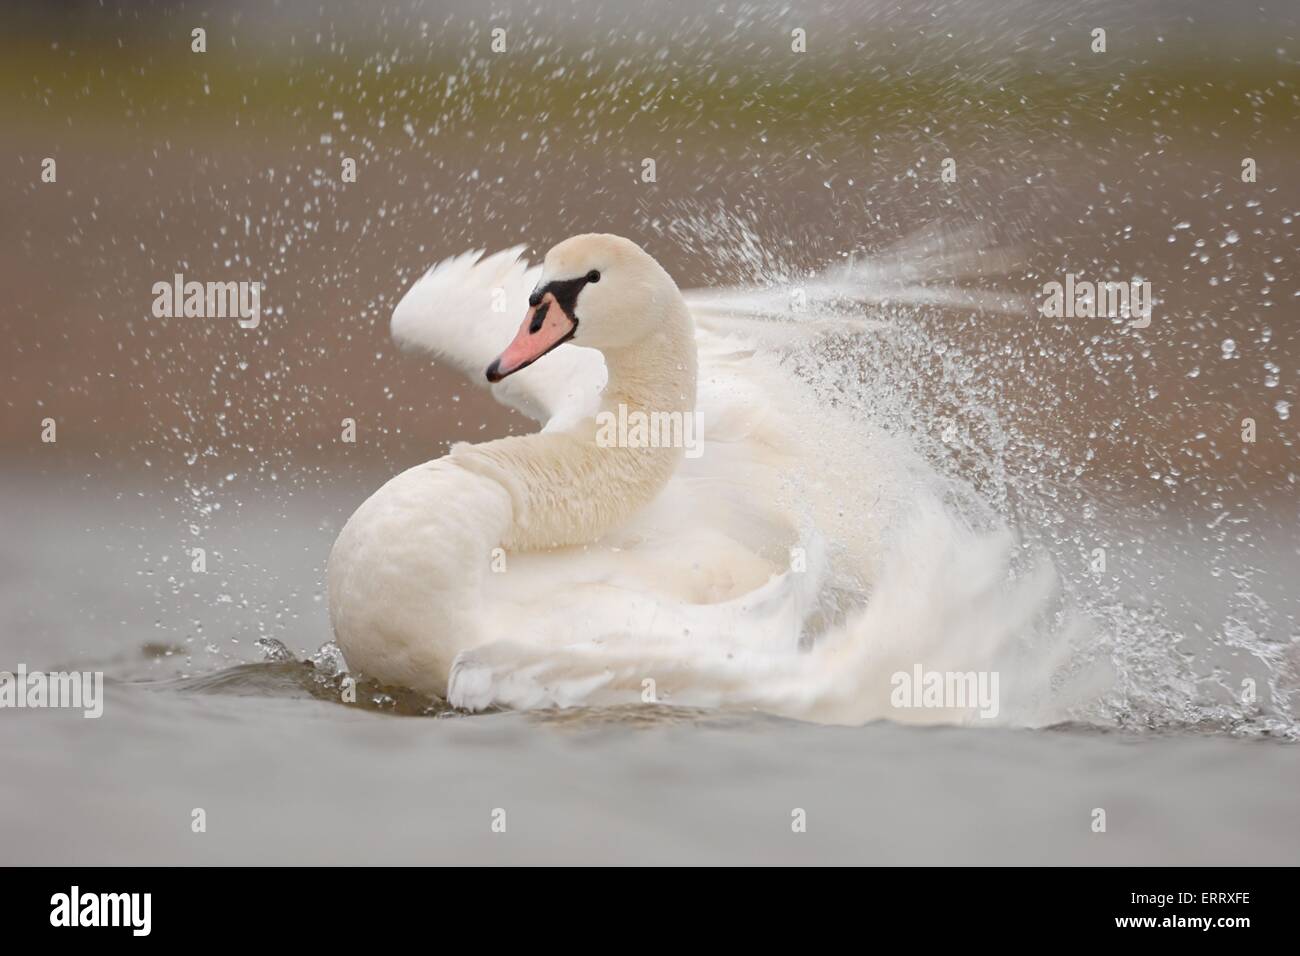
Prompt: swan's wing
<box><xmin>391</xmin><ymin>247</ymin><xmax>607</xmax><ymax>427</ymax></box>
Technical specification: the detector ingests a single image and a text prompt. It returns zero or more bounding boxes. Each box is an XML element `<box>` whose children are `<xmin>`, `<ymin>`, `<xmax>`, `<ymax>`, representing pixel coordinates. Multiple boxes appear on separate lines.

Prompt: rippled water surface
<box><xmin>2</xmin><ymin>469</ymin><xmax>1296</xmax><ymax>864</ymax></box>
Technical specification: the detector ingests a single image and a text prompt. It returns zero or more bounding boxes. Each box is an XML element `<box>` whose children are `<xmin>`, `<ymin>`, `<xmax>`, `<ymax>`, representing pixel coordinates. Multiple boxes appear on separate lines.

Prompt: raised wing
<box><xmin>391</xmin><ymin>247</ymin><xmax>607</xmax><ymax>427</ymax></box>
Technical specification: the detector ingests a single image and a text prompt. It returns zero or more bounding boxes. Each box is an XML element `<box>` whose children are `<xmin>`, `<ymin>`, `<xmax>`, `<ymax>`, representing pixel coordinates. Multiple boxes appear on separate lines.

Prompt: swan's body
<box><xmin>329</xmin><ymin>236</ymin><xmax>851</xmax><ymax>700</ymax></box>
<box><xmin>328</xmin><ymin>233</ymin><xmax>1074</xmax><ymax>724</ymax></box>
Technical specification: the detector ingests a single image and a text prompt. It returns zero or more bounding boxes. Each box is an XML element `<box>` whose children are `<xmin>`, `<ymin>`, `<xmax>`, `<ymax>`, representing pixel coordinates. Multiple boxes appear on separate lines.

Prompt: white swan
<box><xmin>328</xmin><ymin>233</ymin><xmax>1075</xmax><ymax>724</ymax></box>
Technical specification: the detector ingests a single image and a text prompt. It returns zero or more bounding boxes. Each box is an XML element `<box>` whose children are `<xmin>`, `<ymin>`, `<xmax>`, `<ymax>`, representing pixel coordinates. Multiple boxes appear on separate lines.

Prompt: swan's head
<box><xmin>486</xmin><ymin>233</ymin><xmax>680</xmax><ymax>382</ymax></box>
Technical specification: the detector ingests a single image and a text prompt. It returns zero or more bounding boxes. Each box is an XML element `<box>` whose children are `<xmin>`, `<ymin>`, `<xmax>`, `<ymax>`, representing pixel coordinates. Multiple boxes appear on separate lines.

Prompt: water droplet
<box><xmin>255</xmin><ymin>637</ymin><xmax>295</xmax><ymax>662</ymax></box>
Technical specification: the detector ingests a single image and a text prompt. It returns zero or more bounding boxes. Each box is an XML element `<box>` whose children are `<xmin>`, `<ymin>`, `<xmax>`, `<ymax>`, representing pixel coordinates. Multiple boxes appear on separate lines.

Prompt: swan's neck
<box><xmin>600</xmin><ymin>324</ymin><xmax>697</xmax><ymax>421</ymax></box>
<box><xmin>452</xmin><ymin>298</ymin><xmax>697</xmax><ymax>552</ymax></box>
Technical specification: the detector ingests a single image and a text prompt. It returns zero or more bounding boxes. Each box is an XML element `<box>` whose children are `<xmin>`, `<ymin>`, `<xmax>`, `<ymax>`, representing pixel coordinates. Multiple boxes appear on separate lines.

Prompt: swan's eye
<box><xmin>586</xmin><ymin>270</ymin><xmax>601</xmax><ymax>283</ymax></box>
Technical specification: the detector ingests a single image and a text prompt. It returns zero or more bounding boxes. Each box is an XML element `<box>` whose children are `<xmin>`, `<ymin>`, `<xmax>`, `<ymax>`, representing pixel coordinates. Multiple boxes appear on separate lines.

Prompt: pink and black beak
<box><xmin>486</xmin><ymin>274</ymin><xmax>593</xmax><ymax>383</ymax></box>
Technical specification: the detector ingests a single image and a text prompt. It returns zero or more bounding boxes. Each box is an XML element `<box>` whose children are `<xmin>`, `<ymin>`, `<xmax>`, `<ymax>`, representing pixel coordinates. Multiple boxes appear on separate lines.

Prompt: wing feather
<box><xmin>391</xmin><ymin>247</ymin><xmax>606</xmax><ymax>426</ymax></box>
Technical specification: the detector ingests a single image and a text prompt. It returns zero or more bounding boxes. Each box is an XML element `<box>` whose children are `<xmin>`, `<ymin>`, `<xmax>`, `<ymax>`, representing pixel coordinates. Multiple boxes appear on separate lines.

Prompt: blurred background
<box><xmin>0</xmin><ymin>0</ymin><xmax>1297</xmax><ymax>864</ymax></box>
<box><xmin>4</xmin><ymin>0</ymin><xmax>1295</xmax><ymax>481</ymax></box>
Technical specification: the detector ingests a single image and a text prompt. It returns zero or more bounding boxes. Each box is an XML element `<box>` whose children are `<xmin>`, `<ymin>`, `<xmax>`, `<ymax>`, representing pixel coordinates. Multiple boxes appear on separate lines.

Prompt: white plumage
<box><xmin>328</xmin><ymin>233</ymin><xmax>1074</xmax><ymax>726</ymax></box>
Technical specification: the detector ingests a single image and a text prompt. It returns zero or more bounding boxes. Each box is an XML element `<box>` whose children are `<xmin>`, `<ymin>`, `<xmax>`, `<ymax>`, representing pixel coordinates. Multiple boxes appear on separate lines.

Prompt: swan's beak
<box><xmin>485</xmin><ymin>292</ymin><xmax>577</xmax><ymax>382</ymax></box>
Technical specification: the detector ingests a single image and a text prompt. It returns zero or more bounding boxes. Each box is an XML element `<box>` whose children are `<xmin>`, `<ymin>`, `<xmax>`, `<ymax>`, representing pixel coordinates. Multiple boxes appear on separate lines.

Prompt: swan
<box><xmin>328</xmin><ymin>234</ymin><xmax>833</xmax><ymax>700</ymax></box>
<box><xmin>327</xmin><ymin>232</ymin><xmax>1073</xmax><ymax>724</ymax></box>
